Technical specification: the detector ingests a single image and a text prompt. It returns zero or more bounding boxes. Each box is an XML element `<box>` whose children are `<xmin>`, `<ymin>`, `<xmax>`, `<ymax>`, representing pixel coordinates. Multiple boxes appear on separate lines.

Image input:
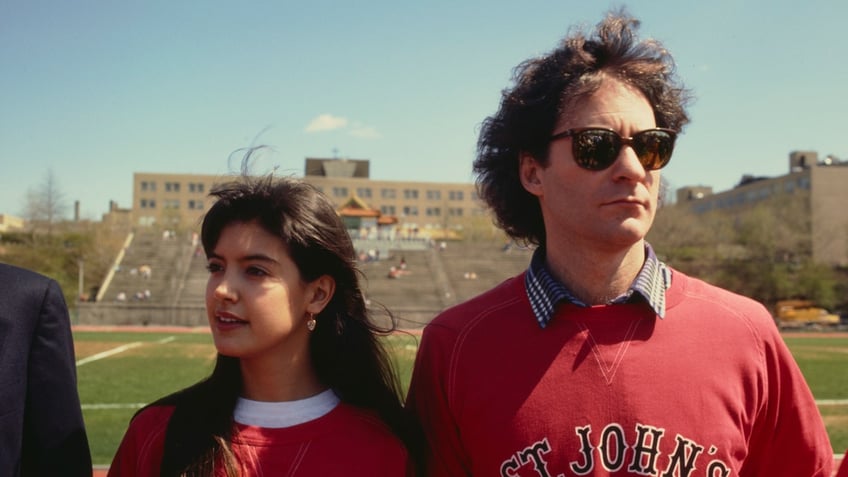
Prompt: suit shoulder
<box><xmin>0</xmin><ymin>263</ymin><xmax>51</xmax><ymax>286</ymax></box>
<box><xmin>0</xmin><ymin>264</ymin><xmax>64</xmax><ymax>316</ymax></box>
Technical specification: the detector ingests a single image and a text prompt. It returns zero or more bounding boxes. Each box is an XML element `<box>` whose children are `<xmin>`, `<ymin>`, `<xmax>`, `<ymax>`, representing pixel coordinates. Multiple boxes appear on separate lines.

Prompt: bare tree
<box><xmin>23</xmin><ymin>168</ymin><xmax>68</xmax><ymax>235</ymax></box>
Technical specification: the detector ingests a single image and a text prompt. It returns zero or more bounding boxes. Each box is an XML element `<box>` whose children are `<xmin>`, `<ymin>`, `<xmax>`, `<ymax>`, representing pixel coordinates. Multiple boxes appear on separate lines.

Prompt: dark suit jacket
<box><xmin>0</xmin><ymin>263</ymin><xmax>92</xmax><ymax>476</ymax></box>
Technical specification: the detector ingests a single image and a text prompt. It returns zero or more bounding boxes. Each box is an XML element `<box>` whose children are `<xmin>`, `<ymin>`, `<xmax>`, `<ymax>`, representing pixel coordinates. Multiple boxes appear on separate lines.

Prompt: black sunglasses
<box><xmin>549</xmin><ymin>127</ymin><xmax>677</xmax><ymax>171</ymax></box>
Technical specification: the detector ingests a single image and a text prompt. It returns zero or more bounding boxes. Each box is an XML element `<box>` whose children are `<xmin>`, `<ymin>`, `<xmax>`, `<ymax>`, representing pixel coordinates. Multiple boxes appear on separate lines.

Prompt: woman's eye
<box><xmin>246</xmin><ymin>266</ymin><xmax>268</xmax><ymax>277</ymax></box>
<box><xmin>206</xmin><ymin>263</ymin><xmax>223</xmax><ymax>273</ymax></box>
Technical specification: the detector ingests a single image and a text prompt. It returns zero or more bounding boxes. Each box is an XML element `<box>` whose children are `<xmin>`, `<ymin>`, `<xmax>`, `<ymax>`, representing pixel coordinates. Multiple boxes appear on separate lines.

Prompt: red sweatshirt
<box><xmin>836</xmin><ymin>450</ymin><xmax>848</xmax><ymax>477</ymax></box>
<box><xmin>108</xmin><ymin>403</ymin><xmax>409</xmax><ymax>476</ymax></box>
<box><xmin>407</xmin><ymin>269</ymin><xmax>832</xmax><ymax>476</ymax></box>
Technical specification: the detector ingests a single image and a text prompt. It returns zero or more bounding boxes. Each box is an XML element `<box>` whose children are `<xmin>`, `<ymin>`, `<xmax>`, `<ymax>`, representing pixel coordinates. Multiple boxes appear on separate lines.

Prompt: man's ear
<box><xmin>519</xmin><ymin>152</ymin><xmax>543</xmax><ymax>197</ymax></box>
<box><xmin>306</xmin><ymin>275</ymin><xmax>335</xmax><ymax>315</ymax></box>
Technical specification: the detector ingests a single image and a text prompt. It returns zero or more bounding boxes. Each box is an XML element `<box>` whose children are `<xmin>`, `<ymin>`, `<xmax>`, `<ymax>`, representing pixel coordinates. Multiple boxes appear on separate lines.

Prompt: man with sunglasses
<box><xmin>407</xmin><ymin>9</ymin><xmax>832</xmax><ymax>477</ymax></box>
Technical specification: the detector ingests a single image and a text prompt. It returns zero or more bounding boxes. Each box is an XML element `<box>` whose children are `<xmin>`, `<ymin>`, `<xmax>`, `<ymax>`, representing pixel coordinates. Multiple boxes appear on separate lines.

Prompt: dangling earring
<box><xmin>306</xmin><ymin>312</ymin><xmax>317</xmax><ymax>331</ymax></box>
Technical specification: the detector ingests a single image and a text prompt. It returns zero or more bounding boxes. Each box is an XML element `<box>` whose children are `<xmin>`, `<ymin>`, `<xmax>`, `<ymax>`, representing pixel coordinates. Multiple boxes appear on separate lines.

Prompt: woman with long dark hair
<box><xmin>109</xmin><ymin>163</ymin><xmax>421</xmax><ymax>476</ymax></box>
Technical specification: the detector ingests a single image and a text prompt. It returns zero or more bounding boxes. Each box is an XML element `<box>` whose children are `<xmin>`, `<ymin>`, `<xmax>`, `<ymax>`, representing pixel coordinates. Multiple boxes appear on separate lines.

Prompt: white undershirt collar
<box><xmin>233</xmin><ymin>389</ymin><xmax>340</xmax><ymax>428</ymax></box>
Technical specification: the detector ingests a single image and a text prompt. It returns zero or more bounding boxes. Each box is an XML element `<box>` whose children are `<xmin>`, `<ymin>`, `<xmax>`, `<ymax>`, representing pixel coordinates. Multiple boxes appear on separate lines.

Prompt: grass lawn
<box><xmin>75</xmin><ymin>331</ymin><xmax>217</xmax><ymax>465</ymax></box>
<box><xmin>784</xmin><ymin>334</ymin><xmax>848</xmax><ymax>454</ymax></box>
<box><xmin>75</xmin><ymin>329</ymin><xmax>846</xmax><ymax>466</ymax></box>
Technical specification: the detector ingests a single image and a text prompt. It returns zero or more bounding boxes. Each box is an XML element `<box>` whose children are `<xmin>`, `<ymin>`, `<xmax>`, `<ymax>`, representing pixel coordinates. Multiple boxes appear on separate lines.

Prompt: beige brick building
<box><xmin>0</xmin><ymin>214</ymin><xmax>25</xmax><ymax>232</ymax></box>
<box><xmin>677</xmin><ymin>151</ymin><xmax>848</xmax><ymax>266</ymax></box>
<box><xmin>130</xmin><ymin>158</ymin><xmax>486</xmax><ymax>235</ymax></box>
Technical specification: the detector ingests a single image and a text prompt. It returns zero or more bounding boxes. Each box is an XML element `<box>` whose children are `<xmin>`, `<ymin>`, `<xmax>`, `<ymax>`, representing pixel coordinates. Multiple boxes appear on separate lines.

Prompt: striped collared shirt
<box><xmin>524</xmin><ymin>243</ymin><xmax>672</xmax><ymax>329</ymax></box>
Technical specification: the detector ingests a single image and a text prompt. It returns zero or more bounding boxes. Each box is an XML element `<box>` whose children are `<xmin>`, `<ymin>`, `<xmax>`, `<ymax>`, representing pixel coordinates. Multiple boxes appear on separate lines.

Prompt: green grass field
<box><xmin>74</xmin><ymin>329</ymin><xmax>847</xmax><ymax>467</ymax></box>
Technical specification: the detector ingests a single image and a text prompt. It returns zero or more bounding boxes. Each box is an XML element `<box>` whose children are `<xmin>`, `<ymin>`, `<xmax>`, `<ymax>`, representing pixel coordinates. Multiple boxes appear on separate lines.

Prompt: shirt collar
<box><xmin>525</xmin><ymin>243</ymin><xmax>671</xmax><ymax>329</ymax></box>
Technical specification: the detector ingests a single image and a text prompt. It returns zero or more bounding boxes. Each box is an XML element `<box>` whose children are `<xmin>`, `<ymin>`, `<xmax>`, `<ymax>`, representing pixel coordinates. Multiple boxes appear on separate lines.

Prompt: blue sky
<box><xmin>2</xmin><ymin>0</ymin><xmax>846</xmax><ymax>220</ymax></box>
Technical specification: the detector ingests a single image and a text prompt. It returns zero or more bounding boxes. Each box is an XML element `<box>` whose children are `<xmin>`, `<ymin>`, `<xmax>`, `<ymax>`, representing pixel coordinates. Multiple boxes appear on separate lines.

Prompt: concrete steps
<box><xmin>87</xmin><ymin>234</ymin><xmax>534</xmax><ymax>329</ymax></box>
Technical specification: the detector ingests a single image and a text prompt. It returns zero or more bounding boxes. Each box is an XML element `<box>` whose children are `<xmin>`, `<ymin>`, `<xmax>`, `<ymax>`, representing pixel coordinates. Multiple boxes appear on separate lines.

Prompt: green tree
<box><xmin>653</xmin><ymin>190</ymin><xmax>840</xmax><ymax>312</ymax></box>
<box><xmin>0</xmin><ymin>224</ymin><xmax>124</xmax><ymax>310</ymax></box>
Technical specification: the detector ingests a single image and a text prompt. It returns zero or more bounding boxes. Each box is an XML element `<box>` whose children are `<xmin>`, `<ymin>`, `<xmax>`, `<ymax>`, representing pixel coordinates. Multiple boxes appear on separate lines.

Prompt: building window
<box><xmin>189</xmin><ymin>183</ymin><xmax>205</xmax><ymax>193</ymax></box>
<box><xmin>165</xmin><ymin>182</ymin><xmax>181</xmax><ymax>193</ymax></box>
<box><xmin>140</xmin><ymin>199</ymin><xmax>156</xmax><ymax>209</ymax></box>
<box><xmin>333</xmin><ymin>187</ymin><xmax>348</xmax><ymax>198</ymax></box>
<box><xmin>188</xmin><ymin>200</ymin><xmax>205</xmax><ymax>210</ymax></box>
<box><xmin>449</xmin><ymin>190</ymin><xmax>464</xmax><ymax>201</ymax></box>
<box><xmin>381</xmin><ymin>188</ymin><xmax>396</xmax><ymax>199</ymax></box>
<box><xmin>164</xmin><ymin>200</ymin><xmax>180</xmax><ymax>209</ymax></box>
<box><xmin>356</xmin><ymin>187</ymin><xmax>372</xmax><ymax>198</ymax></box>
<box><xmin>141</xmin><ymin>181</ymin><xmax>157</xmax><ymax>192</ymax></box>
<box><xmin>404</xmin><ymin>189</ymin><xmax>419</xmax><ymax>200</ymax></box>
<box><xmin>138</xmin><ymin>216</ymin><xmax>156</xmax><ymax>226</ymax></box>
<box><xmin>426</xmin><ymin>207</ymin><xmax>442</xmax><ymax>216</ymax></box>
<box><xmin>380</xmin><ymin>205</ymin><xmax>396</xmax><ymax>215</ymax></box>
<box><xmin>403</xmin><ymin>206</ymin><xmax>418</xmax><ymax>216</ymax></box>
<box><xmin>449</xmin><ymin>207</ymin><xmax>464</xmax><ymax>216</ymax></box>
<box><xmin>426</xmin><ymin>190</ymin><xmax>441</xmax><ymax>200</ymax></box>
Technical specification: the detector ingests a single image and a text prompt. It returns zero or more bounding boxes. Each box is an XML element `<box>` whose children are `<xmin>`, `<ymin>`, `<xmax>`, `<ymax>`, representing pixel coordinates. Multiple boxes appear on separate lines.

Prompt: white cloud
<box><xmin>304</xmin><ymin>114</ymin><xmax>381</xmax><ymax>139</ymax></box>
<box><xmin>305</xmin><ymin>114</ymin><xmax>349</xmax><ymax>132</ymax></box>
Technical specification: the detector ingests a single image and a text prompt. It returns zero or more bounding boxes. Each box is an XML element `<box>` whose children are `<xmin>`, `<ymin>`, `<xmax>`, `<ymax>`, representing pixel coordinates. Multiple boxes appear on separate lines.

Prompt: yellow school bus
<box><xmin>775</xmin><ymin>299</ymin><xmax>840</xmax><ymax>328</ymax></box>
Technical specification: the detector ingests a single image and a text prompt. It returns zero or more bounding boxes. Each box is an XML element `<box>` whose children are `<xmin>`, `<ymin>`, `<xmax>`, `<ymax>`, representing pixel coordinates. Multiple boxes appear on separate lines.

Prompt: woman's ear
<box><xmin>519</xmin><ymin>152</ymin><xmax>543</xmax><ymax>197</ymax></box>
<box><xmin>306</xmin><ymin>275</ymin><xmax>335</xmax><ymax>315</ymax></box>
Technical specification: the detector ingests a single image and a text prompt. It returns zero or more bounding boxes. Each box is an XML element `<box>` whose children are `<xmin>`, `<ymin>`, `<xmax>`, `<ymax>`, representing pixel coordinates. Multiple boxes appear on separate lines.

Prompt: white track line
<box><xmin>82</xmin><ymin>403</ymin><xmax>147</xmax><ymax>410</ymax></box>
<box><xmin>78</xmin><ymin>337</ymin><xmax>177</xmax><ymax>410</ymax></box>
<box><xmin>76</xmin><ymin>342</ymin><xmax>143</xmax><ymax>367</ymax></box>
<box><xmin>76</xmin><ymin>335</ymin><xmax>176</xmax><ymax>367</ymax></box>
<box><xmin>815</xmin><ymin>399</ymin><xmax>848</xmax><ymax>406</ymax></box>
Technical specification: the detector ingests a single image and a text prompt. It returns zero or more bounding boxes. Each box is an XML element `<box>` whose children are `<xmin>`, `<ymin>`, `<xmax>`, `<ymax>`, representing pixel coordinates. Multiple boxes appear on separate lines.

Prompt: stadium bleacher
<box><xmin>85</xmin><ymin>233</ymin><xmax>534</xmax><ymax>329</ymax></box>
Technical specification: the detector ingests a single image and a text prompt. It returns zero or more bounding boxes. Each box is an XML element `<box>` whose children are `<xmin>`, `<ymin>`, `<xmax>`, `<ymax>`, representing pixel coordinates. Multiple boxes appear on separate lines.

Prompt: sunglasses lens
<box><xmin>633</xmin><ymin>130</ymin><xmax>675</xmax><ymax>170</ymax></box>
<box><xmin>572</xmin><ymin>130</ymin><xmax>620</xmax><ymax>170</ymax></box>
<box><xmin>563</xmin><ymin>128</ymin><xmax>676</xmax><ymax>171</ymax></box>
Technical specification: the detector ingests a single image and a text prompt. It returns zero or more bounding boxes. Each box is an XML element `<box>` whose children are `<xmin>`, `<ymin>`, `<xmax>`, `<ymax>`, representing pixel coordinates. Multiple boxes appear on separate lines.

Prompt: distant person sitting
<box><xmin>0</xmin><ymin>263</ymin><xmax>92</xmax><ymax>475</ymax></box>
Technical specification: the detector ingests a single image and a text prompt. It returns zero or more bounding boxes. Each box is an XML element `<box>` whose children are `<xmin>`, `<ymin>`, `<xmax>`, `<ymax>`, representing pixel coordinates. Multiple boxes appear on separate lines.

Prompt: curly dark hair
<box><xmin>473</xmin><ymin>9</ymin><xmax>692</xmax><ymax>246</ymax></box>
